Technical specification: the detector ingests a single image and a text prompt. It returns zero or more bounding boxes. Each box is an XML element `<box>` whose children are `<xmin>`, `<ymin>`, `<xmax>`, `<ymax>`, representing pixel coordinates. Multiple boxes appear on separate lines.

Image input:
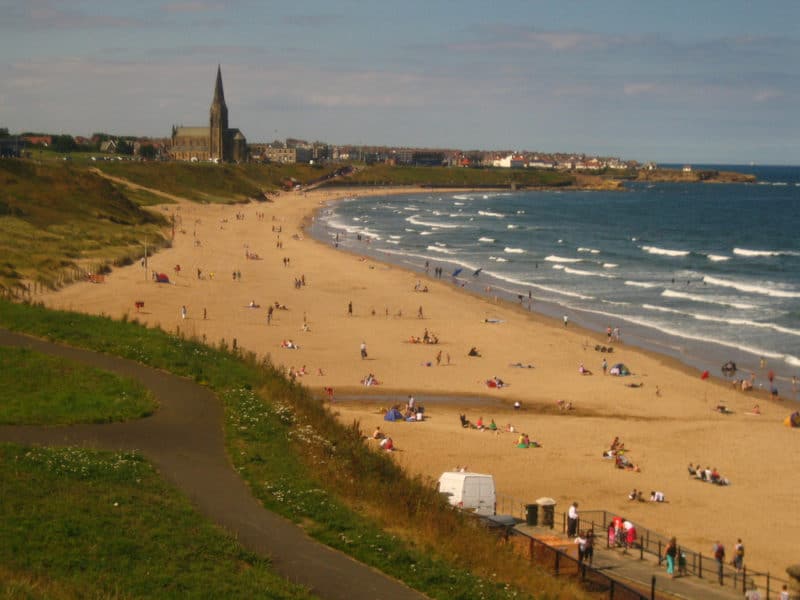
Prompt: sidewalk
<box><xmin>515</xmin><ymin>523</ymin><xmax>747</xmax><ymax>600</ymax></box>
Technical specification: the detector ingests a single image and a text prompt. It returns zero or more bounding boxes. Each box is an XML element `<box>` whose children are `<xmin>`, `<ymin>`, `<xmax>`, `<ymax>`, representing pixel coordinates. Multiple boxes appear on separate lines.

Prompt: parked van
<box><xmin>437</xmin><ymin>472</ymin><xmax>496</xmax><ymax>516</ymax></box>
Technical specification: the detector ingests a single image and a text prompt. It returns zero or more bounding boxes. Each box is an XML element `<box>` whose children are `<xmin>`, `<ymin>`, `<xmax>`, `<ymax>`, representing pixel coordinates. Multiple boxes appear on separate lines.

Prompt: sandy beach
<box><xmin>42</xmin><ymin>185</ymin><xmax>799</xmax><ymax>578</ymax></box>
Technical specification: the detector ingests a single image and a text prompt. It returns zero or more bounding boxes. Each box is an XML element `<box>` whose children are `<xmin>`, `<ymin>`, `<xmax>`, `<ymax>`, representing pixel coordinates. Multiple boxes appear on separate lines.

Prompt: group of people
<box><xmin>409</xmin><ymin>328</ymin><xmax>439</xmax><ymax>344</ymax></box>
<box><xmin>627</xmin><ymin>488</ymin><xmax>665</xmax><ymax>502</ymax></box>
<box><xmin>688</xmin><ymin>464</ymin><xmax>730</xmax><ymax>485</ymax></box>
<box><xmin>361</xmin><ymin>373</ymin><xmax>379</xmax><ymax>386</ymax></box>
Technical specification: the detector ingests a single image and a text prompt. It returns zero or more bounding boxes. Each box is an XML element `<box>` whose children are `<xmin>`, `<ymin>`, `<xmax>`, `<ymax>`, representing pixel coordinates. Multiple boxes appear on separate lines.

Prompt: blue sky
<box><xmin>1</xmin><ymin>0</ymin><xmax>798</xmax><ymax>164</ymax></box>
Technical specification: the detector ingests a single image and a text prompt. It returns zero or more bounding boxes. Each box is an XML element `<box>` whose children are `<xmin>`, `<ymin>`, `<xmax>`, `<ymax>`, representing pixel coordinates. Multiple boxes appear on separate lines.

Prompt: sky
<box><xmin>1</xmin><ymin>0</ymin><xmax>799</xmax><ymax>165</ymax></box>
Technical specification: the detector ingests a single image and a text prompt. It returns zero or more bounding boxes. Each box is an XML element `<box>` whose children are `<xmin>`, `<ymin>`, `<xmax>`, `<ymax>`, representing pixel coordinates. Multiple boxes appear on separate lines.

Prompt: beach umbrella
<box><xmin>452</xmin><ymin>268</ymin><xmax>463</xmax><ymax>277</ymax></box>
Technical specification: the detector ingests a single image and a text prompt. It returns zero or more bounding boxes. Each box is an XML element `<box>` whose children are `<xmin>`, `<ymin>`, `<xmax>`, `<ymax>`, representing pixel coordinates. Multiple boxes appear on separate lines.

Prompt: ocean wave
<box><xmin>386</xmin><ymin>240</ymin><xmax>399</xmax><ymax>244</ymax></box>
<box><xmin>478</xmin><ymin>210</ymin><xmax>504</xmax><ymax>218</ymax></box>
<box><xmin>733</xmin><ymin>247</ymin><xmax>800</xmax><ymax>258</ymax></box>
<box><xmin>661</xmin><ymin>289</ymin><xmax>756</xmax><ymax>310</ymax></box>
<box><xmin>402</xmin><ymin>206</ymin><xmax>420</xmax><ymax>212</ymax></box>
<box><xmin>625</xmin><ymin>280</ymin><xmax>660</xmax><ymax>288</ymax></box>
<box><xmin>507</xmin><ymin>224</ymin><xmax>518</xmax><ymax>229</ymax></box>
<box><xmin>707</xmin><ymin>254</ymin><xmax>730</xmax><ymax>262</ymax></box>
<box><xmin>562</xmin><ymin>267</ymin><xmax>615</xmax><ymax>279</ymax></box>
<box><xmin>545</xmin><ymin>255</ymin><xmax>581</xmax><ymax>263</ymax></box>
<box><xmin>488</xmin><ymin>276</ymin><xmax>595</xmax><ymax>300</ymax></box>
<box><xmin>405</xmin><ymin>215</ymin><xmax>461</xmax><ymax>229</ymax></box>
<box><xmin>426</xmin><ymin>246</ymin><xmax>455</xmax><ymax>255</ymax></box>
<box><xmin>389</xmin><ymin>235</ymin><xmax>403</xmax><ymax>239</ymax></box>
<box><xmin>452</xmin><ymin>195</ymin><xmax>470</xmax><ymax>201</ymax></box>
<box><xmin>504</xmin><ymin>247</ymin><xmax>525</xmax><ymax>254</ymax></box>
<box><xmin>603</xmin><ymin>263</ymin><xmax>619</xmax><ymax>268</ymax></box>
<box><xmin>576</xmin><ymin>307</ymin><xmax>790</xmax><ymax>363</ymax></box>
<box><xmin>642</xmin><ymin>304</ymin><xmax>800</xmax><ymax>338</ymax></box>
<box><xmin>641</xmin><ymin>245</ymin><xmax>690</xmax><ymax>257</ymax></box>
<box><xmin>577</xmin><ymin>247</ymin><xmax>600</xmax><ymax>254</ymax></box>
<box><xmin>703</xmin><ymin>275</ymin><xmax>800</xmax><ymax>298</ymax></box>
<box><xmin>478</xmin><ymin>237</ymin><xmax>495</xmax><ymax>243</ymax></box>
<box><xmin>419</xmin><ymin>231</ymin><xmax>435</xmax><ymax>236</ymax></box>
<box><xmin>489</xmin><ymin>256</ymin><xmax>508</xmax><ymax>262</ymax></box>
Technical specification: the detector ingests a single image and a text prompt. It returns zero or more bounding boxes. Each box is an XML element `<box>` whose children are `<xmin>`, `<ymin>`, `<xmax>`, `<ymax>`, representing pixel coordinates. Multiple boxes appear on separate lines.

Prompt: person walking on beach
<box><xmin>181</xmin><ymin>305</ymin><xmax>187</xmax><ymax>320</ymax></box>
<box><xmin>563</xmin><ymin>315</ymin><xmax>569</xmax><ymax>327</ymax></box>
<box><xmin>360</xmin><ymin>341</ymin><xmax>367</xmax><ymax>359</ymax></box>
<box><xmin>267</xmin><ymin>305</ymin><xmax>273</xmax><ymax>325</ymax></box>
<box><xmin>567</xmin><ymin>502</ymin><xmax>579</xmax><ymax>537</ymax></box>
<box><xmin>713</xmin><ymin>541</ymin><xmax>725</xmax><ymax>584</ymax></box>
<box><xmin>348</xmin><ymin>301</ymin><xmax>353</xmax><ymax>316</ymax></box>
<box><xmin>664</xmin><ymin>537</ymin><xmax>678</xmax><ymax>578</ymax></box>
<box><xmin>602</xmin><ymin>358</ymin><xmax>608</xmax><ymax>375</ymax></box>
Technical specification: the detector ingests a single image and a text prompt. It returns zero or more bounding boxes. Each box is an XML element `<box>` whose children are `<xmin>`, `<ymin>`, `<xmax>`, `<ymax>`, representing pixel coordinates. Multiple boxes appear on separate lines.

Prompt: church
<box><xmin>169</xmin><ymin>66</ymin><xmax>248</xmax><ymax>162</ymax></box>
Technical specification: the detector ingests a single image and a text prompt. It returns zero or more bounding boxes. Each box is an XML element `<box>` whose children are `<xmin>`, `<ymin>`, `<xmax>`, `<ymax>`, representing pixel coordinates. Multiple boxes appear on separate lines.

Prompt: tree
<box><xmin>0</xmin><ymin>127</ymin><xmax>9</xmax><ymax>138</ymax></box>
<box><xmin>116</xmin><ymin>140</ymin><xmax>134</xmax><ymax>155</ymax></box>
<box><xmin>51</xmin><ymin>135</ymin><xmax>77</xmax><ymax>153</ymax></box>
<box><xmin>139</xmin><ymin>144</ymin><xmax>156</xmax><ymax>160</ymax></box>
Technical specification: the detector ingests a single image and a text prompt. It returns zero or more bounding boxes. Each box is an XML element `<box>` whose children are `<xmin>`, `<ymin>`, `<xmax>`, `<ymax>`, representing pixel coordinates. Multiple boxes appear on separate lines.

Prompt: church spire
<box><xmin>212</xmin><ymin>64</ymin><xmax>226</xmax><ymax>105</ymax></box>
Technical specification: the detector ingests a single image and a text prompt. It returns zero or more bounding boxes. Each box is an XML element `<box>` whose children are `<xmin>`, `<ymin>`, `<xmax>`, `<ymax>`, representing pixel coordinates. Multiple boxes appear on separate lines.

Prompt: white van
<box><xmin>437</xmin><ymin>472</ymin><xmax>496</xmax><ymax>516</ymax></box>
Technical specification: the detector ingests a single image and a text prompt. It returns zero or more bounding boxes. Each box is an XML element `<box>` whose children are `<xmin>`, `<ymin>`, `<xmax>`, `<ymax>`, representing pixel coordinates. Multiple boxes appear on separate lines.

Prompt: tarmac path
<box><xmin>0</xmin><ymin>329</ymin><xmax>426</xmax><ymax>600</ymax></box>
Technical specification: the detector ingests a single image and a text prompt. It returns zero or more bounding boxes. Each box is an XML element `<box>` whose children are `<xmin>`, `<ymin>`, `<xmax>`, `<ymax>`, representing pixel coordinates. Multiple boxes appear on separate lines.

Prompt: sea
<box><xmin>312</xmin><ymin>165</ymin><xmax>800</xmax><ymax>396</ymax></box>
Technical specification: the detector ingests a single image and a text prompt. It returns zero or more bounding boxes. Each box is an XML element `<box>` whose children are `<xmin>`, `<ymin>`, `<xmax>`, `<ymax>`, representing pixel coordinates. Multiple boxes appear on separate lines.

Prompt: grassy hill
<box><xmin>0</xmin><ymin>160</ymin><xmax>169</xmax><ymax>294</ymax></box>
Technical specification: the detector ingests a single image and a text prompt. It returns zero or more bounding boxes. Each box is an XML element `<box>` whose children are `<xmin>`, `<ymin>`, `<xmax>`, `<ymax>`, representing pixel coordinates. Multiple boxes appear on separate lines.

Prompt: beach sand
<box><xmin>41</xmin><ymin>186</ymin><xmax>799</xmax><ymax>578</ymax></box>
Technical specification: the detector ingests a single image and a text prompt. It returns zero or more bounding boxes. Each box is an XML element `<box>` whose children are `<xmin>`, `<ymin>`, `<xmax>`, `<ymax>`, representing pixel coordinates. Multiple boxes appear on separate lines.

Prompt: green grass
<box><xmin>0</xmin><ymin>346</ymin><xmax>157</xmax><ymax>424</ymax></box>
<box><xmin>0</xmin><ymin>443</ymin><xmax>314</xmax><ymax>599</ymax></box>
<box><xmin>336</xmin><ymin>164</ymin><xmax>575</xmax><ymax>188</ymax></box>
<box><xmin>0</xmin><ymin>300</ymin><xmax>584</xmax><ymax>599</ymax></box>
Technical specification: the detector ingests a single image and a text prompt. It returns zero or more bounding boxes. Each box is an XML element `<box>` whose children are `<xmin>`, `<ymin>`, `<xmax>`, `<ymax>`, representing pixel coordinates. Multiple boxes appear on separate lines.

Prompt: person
<box><xmin>664</xmin><ymin>537</ymin><xmax>677</xmax><ymax>578</ymax></box>
<box><xmin>475</xmin><ymin>416</ymin><xmax>484</xmax><ymax>430</ymax></box>
<box><xmin>360</xmin><ymin>341</ymin><xmax>367</xmax><ymax>359</ymax></box>
<box><xmin>602</xmin><ymin>358</ymin><xmax>608</xmax><ymax>374</ymax></box>
<box><xmin>563</xmin><ymin>314</ymin><xmax>569</xmax><ymax>327</ymax></box>
<box><xmin>567</xmin><ymin>502</ymin><xmax>579</xmax><ymax>537</ymax></box>
<box><xmin>372</xmin><ymin>426</ymin><xmax>384</xmax><ymax>439</ymax></box>
<box><xmin>713</xmin><ymin>541</ymin><xmax>725</xmax><ymax>584</ymax></box>
<box><xmin>578</xmin><ymin>363</ymin><xmax>592</xmax><ymax>375</ymax></box>
<box><xmin>181</xmin><ymin>305</ymin><xmax>187</xmax><ymax>319</ymax></box>
<box><xmin>468</xmin><ymin>346</ymin><xmax>480</xmax><ymax>357</ymax></box>
<box><xmin>513</xmin><ymin>401</ymin><xmax>521</xmax><ymax>411</ymax></box>
<box><xmin>744</xmin><ymin>586</ymin><xmax>762</xmax><ymax>600</ymax></box>
<box><xmin>488</xmin><ymin>418</ymin><xmax>498</xmax><ymax>431</ymax></box>
<box><xmin>733</xmin><ymin>538</ymin><xmax>744</xmax><ymax>572</ymax></box>
<box><xmin>650</xmin><ymin>490</ymin><xmax>665</xmax><ymax>502</ymax></box>
<box><xmin>628</xmin><ymin>488</ymin><xmax>638</xmax><ymax>501</ymax></box>
<box><xmin>780</xmin><ymin>584</ymin><xmax>790</xmax><ymax>600</ymax></box>
<box><xmin>574</xmin><ymin>531</ymin><xmax>588</xmax><ymax>563</ymax></box>
<box><xmin>348</xmin><ymin>301</ymin><xmax>353</xmax><ymax>316</ymax></box>
<box><xmin>583</xmin><ymin>530</ymin><xmax>594</xmax><ymax>565</ymax></box>
<box><xmin>380</xmin><ymin>437</ymin><xmax>394</xmax><ymax>451</ymax></box>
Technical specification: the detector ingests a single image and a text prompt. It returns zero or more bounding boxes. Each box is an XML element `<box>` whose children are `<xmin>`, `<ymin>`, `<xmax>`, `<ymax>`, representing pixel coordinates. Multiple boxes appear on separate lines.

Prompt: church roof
<box><xmin>174</xmin><ymin>126</ymin><xmax>209</xmax><ymax>137</ymax></box>
<box><xmin>227</xmin><ymin>128</ymin><xmax>246</xmax><ymax>140</ymax></box>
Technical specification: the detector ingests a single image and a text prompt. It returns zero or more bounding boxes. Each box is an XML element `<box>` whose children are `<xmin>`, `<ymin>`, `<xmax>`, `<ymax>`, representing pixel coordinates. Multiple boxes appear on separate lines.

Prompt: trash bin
<box><xmin>525</xmin><ymin>504</ymin><xmax>538</xmax><ymax>526</ymax></box>
<box><xmin>536</xmin><ymin>497</ymin><xmax>557</xmax><ymax>529</ymax></box>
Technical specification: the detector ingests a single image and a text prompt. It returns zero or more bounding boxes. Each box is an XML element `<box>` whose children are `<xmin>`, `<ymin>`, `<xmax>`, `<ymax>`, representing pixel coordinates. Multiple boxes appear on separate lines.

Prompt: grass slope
<box><xmin>0</xmin><ymin>443</ymin><xmax>314</xmax><ymax>599</ymax></box>
<box><xmin>339</xmin><ymin>164</ymin><xmax>575</xmax><ymax>188</ymax></box>
<box><xmin>0</xmin><ymin>300</ymin><xmax>585</xmax><ymax>599</ymax></box>
<box><xmin>0</xmin><ymin>346</ymin><xmax>156</xmax><ymax>424</ymax></box>
<box><xmin>0</xmin><ymin>160</ymin><xmax>168</xmax><ymax>293</ymax></box>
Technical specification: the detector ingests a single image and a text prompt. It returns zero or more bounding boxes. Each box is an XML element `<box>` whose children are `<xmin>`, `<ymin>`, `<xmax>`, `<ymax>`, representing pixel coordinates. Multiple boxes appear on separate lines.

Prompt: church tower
<box><xmin>209</xmin><ymin>65</ymin><xmax>229</xmax><ymax>161</ymax></box>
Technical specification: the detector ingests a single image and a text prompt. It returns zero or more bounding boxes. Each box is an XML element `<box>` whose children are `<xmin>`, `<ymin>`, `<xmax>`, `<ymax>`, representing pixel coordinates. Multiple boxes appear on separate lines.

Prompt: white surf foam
<box><xmin>504</xmin><ymin>247</ymin><xmax>525</xmax><ymax>254</ymax></box>
<box><xmin>577</xmin><ymin>247</ymin><xmax>600</xmax><ymax>254</ymax></box>
<box><xmin>562</xmin><ymin>267</ymin><xmax>615</xmax><ymax>279</ymax></box>
<box><xmin>603</xmin><ymin>263</ymin><xmax>619</xmax><ymax>268</ymax></box>
<box><xmin>545</xmin><ymin>255</ymin><xmax>581</xmax><ymax>263</ymax></box>
<box><xmin>405</xmin><ymin>215</ymin><xmax>460</xmax><ymax>229</ymax></box>
<box><xmin>707</xmin><ymin>254</ymin><xmax>730</xmax><ymax>262</ymax></box>
<box><xmin>703</xmin><ymin>275</ymin><xmax>800</xmax><ymax>299</ymax></box>
<box><xmin>478</xmin><ymin>210</ymin><xmax>504</xmax><ymax>218</ymax></box>
<box><xmin>661</xmin><ymin>289</ymin><xmax>756</xmax><ymax>310</ymax></box>
<box><xmin>641</xmin><ymin>245</ymin><xmax>690</xmax><ymax>257</ymax></box>
<box><xmin>478</xmin><ymin>237</ymin><xmax>495</xmax><ymax>243</ymax></box>
<box><xmin>625</xmin><ymin>280</ymin><xmax>660</xmax><ymax>288</ymax></box>
<box><xmin>426</xmin><ymin>246</ymin><xmax>455</xmax><ymax>255</ymax></box>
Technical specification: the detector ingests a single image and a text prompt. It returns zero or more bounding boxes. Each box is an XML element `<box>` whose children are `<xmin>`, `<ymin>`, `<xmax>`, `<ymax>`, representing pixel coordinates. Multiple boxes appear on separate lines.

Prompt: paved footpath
<box><xmin>516</xmin><ymin>523</ymin><xmax>749</xmax><ymax>600</ymax></box>
<box><xmin>0</xmin><ymin>329</ymin><xmax>426</xmax><ymax>600</ymax></box>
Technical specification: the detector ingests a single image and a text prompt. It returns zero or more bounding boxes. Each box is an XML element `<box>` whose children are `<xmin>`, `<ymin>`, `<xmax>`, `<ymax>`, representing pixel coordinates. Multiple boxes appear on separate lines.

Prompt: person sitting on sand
<box><xmin>628</xmin><ymin>488</ymin><xmax>638</xmax><ymax>501</ymax></box>
<box><xmin>372</xmin><ymin>426</ymin><xmax>385</xmax><ymax>440</ymax></box>
<box><xmin>578</xmin><ymin>363</ymin><xmax>592</xmax><ymax>375</ymax></box>
<box><xmin>650</xmin><ymin>491</ymin><xmax>666</xmax><ymax>502</ymax></box>
<box><xmin>504</xmin><ymin>423</ymin><xmax>516</xmax><ymax>433</ymax></box>
<box><xmin>379</xmin><ymin>437</ymin><xmax>394</xmax><ymax>451</ymax></box>
<box><xmin>459</xmin><ymin>414</ymin><xmax>471</xmax><ymax>428</ymax></box>
<box><xmin>468</xmin><ymin>347</ymin><xmax>481</xmax><ymax>357</ymax></box>
<box><xmin>475</xmin><ymin>416</ymin><xmax>485</xmax><ymax>430</ymax></box>
<box><xmin>489</xmin><ymin>418</ymin><xmax>498</xmax><ymax>431</ymax></box>
<box><xmin>248</xmin><ymin>300</ymin><xmax>260</xmax><ymax>308</ymax></box>
<box><xmin>517</xmin><ymin>433</ymin><xmax>529</xmax><ymax>448</ymax></box>
<box><xmin>688</xmin><ymin>463</ymin><xmax>696</xmax><ymax>476</ymax></box>
<box><xmin>493</xmin><ymin>376</ymin><xmax>505</xmax><ymax>388</ymax></box>
<box><xmin>749</xmin><ymin>404</ymin><xmax>761</xmax><ymax>415</ymax></box>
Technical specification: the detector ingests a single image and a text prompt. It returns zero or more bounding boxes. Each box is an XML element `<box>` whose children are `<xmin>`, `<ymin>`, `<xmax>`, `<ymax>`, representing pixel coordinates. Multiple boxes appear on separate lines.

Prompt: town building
<box><xmin>169</xmin><ymin>66</ymin><xmax>247</xmax><ymax>162</ymax></box>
